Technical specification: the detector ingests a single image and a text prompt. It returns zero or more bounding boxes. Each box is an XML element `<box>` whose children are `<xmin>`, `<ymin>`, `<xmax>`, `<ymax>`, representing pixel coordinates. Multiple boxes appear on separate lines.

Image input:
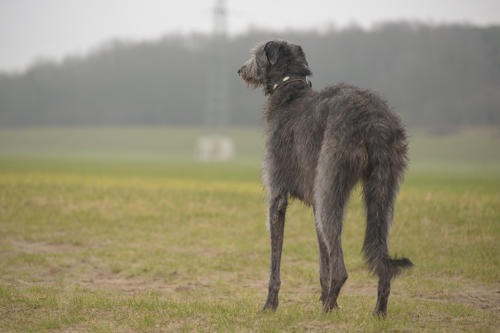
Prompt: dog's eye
<box><xmin>295</xmin><ymin>45</ymin><xmax>304</xmax><ymax>56</ymax></box>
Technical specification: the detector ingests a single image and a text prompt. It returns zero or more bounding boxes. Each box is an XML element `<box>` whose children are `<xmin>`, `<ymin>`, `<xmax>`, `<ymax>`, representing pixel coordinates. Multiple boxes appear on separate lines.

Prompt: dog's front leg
<box><xmin>262</xmin><ymin>194</ymin><xmax>288</xmax><ymax>312</ymax></box>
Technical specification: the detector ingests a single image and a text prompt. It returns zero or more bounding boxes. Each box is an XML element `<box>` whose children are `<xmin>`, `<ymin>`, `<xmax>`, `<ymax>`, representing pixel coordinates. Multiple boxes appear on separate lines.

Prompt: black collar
<box><xmin>271</xmin><ymin>74</ymin><xmax>311</xmax><ymax>94</ymax></box>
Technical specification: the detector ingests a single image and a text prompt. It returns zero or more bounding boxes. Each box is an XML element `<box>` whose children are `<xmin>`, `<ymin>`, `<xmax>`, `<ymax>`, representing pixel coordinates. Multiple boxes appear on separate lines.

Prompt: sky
<box><xmin>1</xmin><ymin>0</ymin><xmax>499</xmax><ymax>72</ymax></box>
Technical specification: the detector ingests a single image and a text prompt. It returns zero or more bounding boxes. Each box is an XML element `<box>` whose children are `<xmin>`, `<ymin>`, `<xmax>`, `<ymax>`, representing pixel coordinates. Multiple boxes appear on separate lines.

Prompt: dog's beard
<box><xmin>242</xmin><ymin>77</ymin><xmax>262</xmax><ymax>88</ymax></box>
<box><xmin>240</xmin><ymin>58</ymin><xmax>264</xmax><ymax>88</ymax></box>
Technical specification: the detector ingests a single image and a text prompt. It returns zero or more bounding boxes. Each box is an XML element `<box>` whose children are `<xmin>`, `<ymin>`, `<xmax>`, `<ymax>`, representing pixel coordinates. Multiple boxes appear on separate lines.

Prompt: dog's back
<box><xmin>264</xmin><ymin>83</ymin><xmax>407</xmax><ymax>206</ymax></box>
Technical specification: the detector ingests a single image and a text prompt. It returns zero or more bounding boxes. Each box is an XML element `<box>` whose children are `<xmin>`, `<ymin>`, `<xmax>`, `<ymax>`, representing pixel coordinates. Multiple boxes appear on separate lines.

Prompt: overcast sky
<box><xmin>1</xmin><ymin>0</ymin><xmax>499</xmax><ymax>72</ymax></box>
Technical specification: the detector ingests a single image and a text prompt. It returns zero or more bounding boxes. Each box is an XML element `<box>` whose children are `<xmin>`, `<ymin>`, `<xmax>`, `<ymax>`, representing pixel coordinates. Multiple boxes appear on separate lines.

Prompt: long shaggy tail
<box><xmin>362</xmin><ymin>123</ymin><xmax>413</xmax><ymax>280</ymax></box>
<box><xmin>365</xmin><ymin>253</ymin><xmax>414</xmax><ymax>280</ymax></box>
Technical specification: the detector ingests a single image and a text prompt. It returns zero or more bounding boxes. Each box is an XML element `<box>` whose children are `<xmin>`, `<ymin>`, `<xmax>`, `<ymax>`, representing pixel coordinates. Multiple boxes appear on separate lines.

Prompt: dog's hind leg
<box><xmin>315</xmin><ymin>146</ymin><xmax>361</xmax><ymax>312</ymax></box>
<box><xmin>262</xmin><ymin>193</ymin><xmax>288</xmax><ymax>311</ymax></box>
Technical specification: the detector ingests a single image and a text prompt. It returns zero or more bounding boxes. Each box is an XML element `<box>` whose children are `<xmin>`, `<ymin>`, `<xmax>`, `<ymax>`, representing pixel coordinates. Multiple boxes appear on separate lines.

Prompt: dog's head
<box><xmin>237</xmin><ymin>40</ymin><xmax>312</xmax><ymax>95</ymax></box>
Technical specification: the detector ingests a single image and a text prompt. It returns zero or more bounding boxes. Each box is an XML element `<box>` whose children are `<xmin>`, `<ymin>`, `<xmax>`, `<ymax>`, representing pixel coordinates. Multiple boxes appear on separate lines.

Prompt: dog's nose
<box><xmin>237</xmin><ymin>68</ymin><xmax>241</xmax><ymax>76</ymax></box>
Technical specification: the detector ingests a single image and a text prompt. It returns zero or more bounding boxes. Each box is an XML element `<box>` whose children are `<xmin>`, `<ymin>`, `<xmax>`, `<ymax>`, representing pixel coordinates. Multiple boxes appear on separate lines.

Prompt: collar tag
<box><xmin>271</xmin><ymin>74</ymin><xmax>311</xmax><ymax>93</ymax></box>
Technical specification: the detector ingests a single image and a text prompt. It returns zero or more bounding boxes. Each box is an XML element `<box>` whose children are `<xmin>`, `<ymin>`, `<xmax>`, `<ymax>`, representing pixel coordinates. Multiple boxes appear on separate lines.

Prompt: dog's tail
<box><xmin>362</xmin><ymin>123</ymin><xmax>413</xmax><ymax>280</ymax></box>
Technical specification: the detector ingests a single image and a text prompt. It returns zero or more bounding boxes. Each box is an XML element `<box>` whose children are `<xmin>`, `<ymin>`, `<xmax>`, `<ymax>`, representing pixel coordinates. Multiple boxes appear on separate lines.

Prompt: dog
<box><xmin>238</xmin><ymin>40</ymin><xmax>413</xmax><ymax>317</ymax></box>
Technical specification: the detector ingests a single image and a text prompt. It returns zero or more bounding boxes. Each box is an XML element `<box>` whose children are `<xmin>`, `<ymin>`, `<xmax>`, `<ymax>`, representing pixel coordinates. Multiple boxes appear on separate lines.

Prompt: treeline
<box><xmin>0</xmin><ymin>22</ymin><xmax>499</xmax><ymax>129</ymax></box>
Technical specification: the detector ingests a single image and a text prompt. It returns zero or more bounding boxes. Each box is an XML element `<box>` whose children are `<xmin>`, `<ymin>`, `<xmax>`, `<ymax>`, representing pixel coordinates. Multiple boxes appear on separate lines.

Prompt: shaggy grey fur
<box><xmin>238</xmin><ymin>40</ymin><xmax>413</xmax><ymax>317</ymax></box>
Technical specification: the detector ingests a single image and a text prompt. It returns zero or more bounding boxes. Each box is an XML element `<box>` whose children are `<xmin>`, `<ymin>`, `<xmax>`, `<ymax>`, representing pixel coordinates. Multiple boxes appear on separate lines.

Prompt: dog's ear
<box><xmin>264</xmin><ymin>41</ymin><xmax>282</xmax><ymax>65</ymax></box>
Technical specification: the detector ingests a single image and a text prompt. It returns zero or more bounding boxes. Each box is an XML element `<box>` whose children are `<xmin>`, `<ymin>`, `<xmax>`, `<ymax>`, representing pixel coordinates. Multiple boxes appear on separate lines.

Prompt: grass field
<box><xmin>0</xmin><ymin>127</ymin><xmax>499</xmax><ymax>332</ymax></box>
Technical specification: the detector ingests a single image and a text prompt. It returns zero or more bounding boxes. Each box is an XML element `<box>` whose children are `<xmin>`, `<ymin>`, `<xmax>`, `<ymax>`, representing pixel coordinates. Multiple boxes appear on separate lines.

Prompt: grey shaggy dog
<box><xmin>237</xmin><ymin>40</ymin><xmax>413</xmax><ymax>317</ymax></box>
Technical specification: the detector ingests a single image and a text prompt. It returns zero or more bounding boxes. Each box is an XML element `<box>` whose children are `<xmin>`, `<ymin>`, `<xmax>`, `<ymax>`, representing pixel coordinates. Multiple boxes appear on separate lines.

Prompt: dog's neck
<box><xmin>264</xmin><ymin>75</ymin><xmax>313</xmax><ymax>123</ymax></box>
<box><xmin>267</xmin><ymin>74</ymin><xmax>311</xmax><ymax>96</ymax></box>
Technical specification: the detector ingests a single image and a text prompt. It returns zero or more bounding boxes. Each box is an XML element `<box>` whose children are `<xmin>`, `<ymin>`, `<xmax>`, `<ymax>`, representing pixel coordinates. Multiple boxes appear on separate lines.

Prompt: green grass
<box><xmin>0</xmin><ymin>127</ymin><xmax>499</xmax><ymax>331</ymax></box>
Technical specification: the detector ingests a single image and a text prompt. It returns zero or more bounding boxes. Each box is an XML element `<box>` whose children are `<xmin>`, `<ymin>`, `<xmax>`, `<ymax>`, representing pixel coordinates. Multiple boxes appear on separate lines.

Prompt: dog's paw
<box><xmin>322</xmin><ymin>299</ymin><xmax>339</xmax><ymax>313</ymax></box>
<box><xmin>260</xmin><ymin>299</ymin><xmax>278</xmax><ymax>313</ymax></box>
<box><xmin>372</xmin><ymin>309</ymin><xmax>387</xmax><ymax>319</ymax></box>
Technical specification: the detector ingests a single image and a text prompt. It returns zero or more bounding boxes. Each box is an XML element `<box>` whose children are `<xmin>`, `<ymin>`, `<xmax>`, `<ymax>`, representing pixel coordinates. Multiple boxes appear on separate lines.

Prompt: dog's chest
<box><xmin>264</xmin><ymin>118</ymin><xmax>322</xmax><ymax>205</ymax></box>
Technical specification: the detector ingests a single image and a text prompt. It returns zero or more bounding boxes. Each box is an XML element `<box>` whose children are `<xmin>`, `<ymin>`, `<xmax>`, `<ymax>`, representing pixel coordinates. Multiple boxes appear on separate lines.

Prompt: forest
<box><xmin>0</xmin><ymin>22</ymin><xmax>499</xmax><ymax>130</ymax></box>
